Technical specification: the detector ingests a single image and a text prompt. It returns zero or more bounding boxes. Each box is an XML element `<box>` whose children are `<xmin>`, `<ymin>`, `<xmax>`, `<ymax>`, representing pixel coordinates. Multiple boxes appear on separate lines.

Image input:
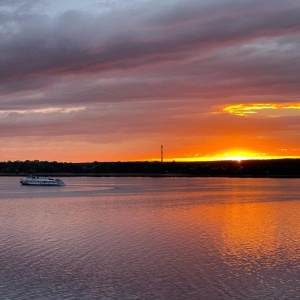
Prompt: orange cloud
<box><xmin>221</xmin><ymin>102</ymin><xmax>300</xmax><ymax>116</ymax></box>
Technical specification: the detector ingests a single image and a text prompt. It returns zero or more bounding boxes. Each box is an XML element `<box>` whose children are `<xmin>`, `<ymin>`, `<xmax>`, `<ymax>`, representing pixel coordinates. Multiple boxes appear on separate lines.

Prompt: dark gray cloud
<box><xmin>1</xmin><ymin>0</ymin><xmax>299</xmax><ymax>82</ymax></box>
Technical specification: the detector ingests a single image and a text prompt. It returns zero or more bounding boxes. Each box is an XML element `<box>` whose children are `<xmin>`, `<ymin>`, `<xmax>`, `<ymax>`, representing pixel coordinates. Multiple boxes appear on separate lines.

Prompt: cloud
<box><xmin>220</xmin><ymin>102</ymin><xmax>300</xmax><ymax>116</ymax></box>
<box><xmin>1</xmin><ymin>0</ymin><xmax>300</xmax><ymax>81</ymax></box>
<box><xmin>0</xmin><ymin>106</ymin><xmax>86</xmax><ymax>115</ymax></box>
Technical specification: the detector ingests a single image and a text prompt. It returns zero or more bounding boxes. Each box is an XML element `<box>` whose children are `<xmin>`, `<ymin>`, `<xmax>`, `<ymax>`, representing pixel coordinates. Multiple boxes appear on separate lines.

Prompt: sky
<box><xmin>0</xmin><ymin>0</ymin><xmax>300</xmax><ymax>162</ymax></box>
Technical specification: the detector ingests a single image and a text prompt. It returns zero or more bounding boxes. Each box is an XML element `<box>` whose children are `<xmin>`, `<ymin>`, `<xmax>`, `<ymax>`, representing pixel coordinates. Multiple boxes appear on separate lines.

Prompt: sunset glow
<box><xmin>0</xmin><ymin>0</ymin><xmax>300</xmax><ymax>162</ymax></box>
<box><xmin>171</xmin><ymin>152</ymin><xmax>281</xmax><ymax>162</ymax></box>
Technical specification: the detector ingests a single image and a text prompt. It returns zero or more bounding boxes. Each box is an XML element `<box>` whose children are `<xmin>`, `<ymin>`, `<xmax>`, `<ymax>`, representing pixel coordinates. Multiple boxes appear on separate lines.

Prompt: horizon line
<box><xmin>2</xmin><ymin>157</ymin><xmax>300</xmax><ymax>164</ymax></box>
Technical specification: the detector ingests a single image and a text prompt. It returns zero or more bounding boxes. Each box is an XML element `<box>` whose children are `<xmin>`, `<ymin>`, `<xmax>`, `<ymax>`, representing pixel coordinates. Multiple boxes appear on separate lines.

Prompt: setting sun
<box><xmin>167</xmin><ymin>148</ymin><xmax>300</xmax><ymax>163</ymax></box>
<box><xmin>222</xmin><ymin>150</ymin><xmax>268</xmax><ymax>161</ymax></box>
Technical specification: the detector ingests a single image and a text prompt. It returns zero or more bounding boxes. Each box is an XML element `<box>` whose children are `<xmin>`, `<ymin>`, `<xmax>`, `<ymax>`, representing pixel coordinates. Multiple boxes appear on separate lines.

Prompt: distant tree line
<box><xmin>0</xmin><ymin>159</ymin><xmax>299</xmax><ymax>177</ymax></box>
<box><xmin>0</xmin><ymin>160</ymin><xmax>82</xmax><ymax>174</ymax></box>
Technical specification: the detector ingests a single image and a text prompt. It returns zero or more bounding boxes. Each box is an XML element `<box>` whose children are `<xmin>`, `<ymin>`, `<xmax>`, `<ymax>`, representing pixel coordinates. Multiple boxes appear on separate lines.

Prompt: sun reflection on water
<box><xmin>220</xmin><ymin>201</ymin><xmax>300</xmax><ymax>273</ymax></box>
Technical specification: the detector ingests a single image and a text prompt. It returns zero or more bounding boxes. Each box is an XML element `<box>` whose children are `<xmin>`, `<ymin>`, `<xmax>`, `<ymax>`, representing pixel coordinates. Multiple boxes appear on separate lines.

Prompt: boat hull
<box><xmin>20</xmin><ymin>181</ymin><xmax>64</xmax><ymax>186</ymax></box>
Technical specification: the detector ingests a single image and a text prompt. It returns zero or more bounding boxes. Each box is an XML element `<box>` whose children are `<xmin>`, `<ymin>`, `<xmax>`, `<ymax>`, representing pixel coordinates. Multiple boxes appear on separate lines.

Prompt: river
<box><xmin>0</xmin><ymin>176</ymin><xmax>299</xmax><ymax>299</ymax></box>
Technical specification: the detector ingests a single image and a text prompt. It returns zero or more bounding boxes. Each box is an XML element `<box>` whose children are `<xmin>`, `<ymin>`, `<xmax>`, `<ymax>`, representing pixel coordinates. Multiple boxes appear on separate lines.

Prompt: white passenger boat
<box><xmin>20</xmin><ymin>175</ymin><xmax>65</xmax><ymax>186</ymax></box>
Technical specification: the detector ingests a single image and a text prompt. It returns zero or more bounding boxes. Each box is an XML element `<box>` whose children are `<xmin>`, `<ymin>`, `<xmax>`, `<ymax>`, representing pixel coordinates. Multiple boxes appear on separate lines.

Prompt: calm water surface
<box><xmin>0</xmin><ymin>177</ymin><xmax>299</xmax><ymax>299</ymax></box>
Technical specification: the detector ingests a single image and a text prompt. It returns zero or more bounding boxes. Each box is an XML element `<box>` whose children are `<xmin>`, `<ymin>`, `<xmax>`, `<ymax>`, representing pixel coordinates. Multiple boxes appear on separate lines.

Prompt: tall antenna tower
<box><xmin>161</xmin><ymin>145</ymin><xmax>164</xmax><ymax>163</ymax></box>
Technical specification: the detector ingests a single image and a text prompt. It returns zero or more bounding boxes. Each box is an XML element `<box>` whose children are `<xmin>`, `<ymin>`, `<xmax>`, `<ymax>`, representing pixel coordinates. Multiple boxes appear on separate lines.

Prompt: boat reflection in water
<box><xmin>20</xmin><ymin>175</ymin><xmax>65</xmax><ymax>186</ymax></box>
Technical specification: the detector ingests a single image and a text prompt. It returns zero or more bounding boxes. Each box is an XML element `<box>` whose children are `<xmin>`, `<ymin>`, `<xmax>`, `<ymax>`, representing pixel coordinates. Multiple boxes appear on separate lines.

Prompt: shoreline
<box><xmin>1</xmin><ymin>159</ymin><xmax>299</xmax><ymax>178</ymax></box>
<box><xmin>2</xmin><ymin>173</ymin><xmax>300</xmax><ymax>178</ymax></box>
